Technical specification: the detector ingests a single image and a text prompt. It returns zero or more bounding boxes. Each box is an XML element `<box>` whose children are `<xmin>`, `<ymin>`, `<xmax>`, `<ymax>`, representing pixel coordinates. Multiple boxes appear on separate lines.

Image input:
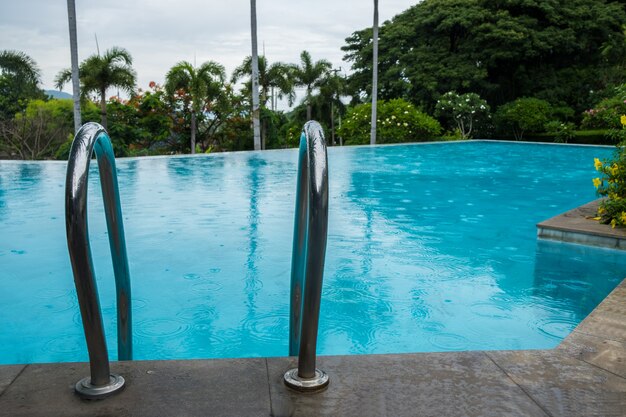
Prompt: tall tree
<box><xmin>292</xmin><ymin>50</ymin><xmax>331</xmax><ymax>120</ymax></box>
<box><xmin>370</xmin><ymin>0</ymin><xmax>379</xmax><ymax>145</ymax></box>
<box><xmin>55</xmin><ymin>47</ymin><xmax>136</xmax><ymax>130</ymax></box>
<box><xmin>232</xmin><ymin>56</ymin><xmax>295</xmax><ymax>107</ymax></box>
<box><xmin>66</xmin><ymin>0</ymin><xmax>81</xmax><ymax>134</ymax></box>
<box><xmin>0</xmin><ymin>50</ymin><xmax>44</xmax><ymax>120</ymax></box>
<box><xmin>342</xmin><ymin>0</ymin><xmax>626</xmax><ymax>114</ymax></box>
<box><xmin>165</xmin><ymin>60</ymin><xmax>225</xmax><ymax>154</ymax></box>
<box><xmin>250</xmin><ymin>0</ymin><xmax>261</xmax><ymax>150</ymax></box>
<box><xmin>232</xmin><ymin>55</ymin><xmax>295</xmax><ymax>148</ymax></box>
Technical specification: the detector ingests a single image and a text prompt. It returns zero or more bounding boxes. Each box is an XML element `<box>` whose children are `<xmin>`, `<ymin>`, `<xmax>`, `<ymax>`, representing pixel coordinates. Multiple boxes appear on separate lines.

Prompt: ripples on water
<box><xmin>1</xmin><ymin>142</ymin><xmax>626</xmax><ymax>364</ymax></box>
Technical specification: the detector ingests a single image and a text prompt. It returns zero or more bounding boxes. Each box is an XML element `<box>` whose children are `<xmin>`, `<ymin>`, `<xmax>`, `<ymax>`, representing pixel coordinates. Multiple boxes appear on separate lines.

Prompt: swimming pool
<box><xmin>1</xmin><ymin>141</ymin><xmax>625</xmax><ymax>365</ymax></box>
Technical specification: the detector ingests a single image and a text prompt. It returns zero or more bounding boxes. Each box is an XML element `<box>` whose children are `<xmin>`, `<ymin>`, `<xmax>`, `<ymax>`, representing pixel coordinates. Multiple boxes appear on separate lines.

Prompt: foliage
<box><xmin>544</xmin><ymin>121</ymin><xmax>576</xmax><ymax>143</ymax></box>
<box><xmin>434</xmin><ymin>91</ymin><xmax>489</xmax><ymax>139</ymax></box>
<box><xmin>55</xmin><ymin>47</ymin><xmax>137</xmax><ymax>129</ymax></box>
<box><xmin>0</xmin><ymin>50</ymin><xmax>46</xmax><ymax>120</ymax></box>
<box><xmin>581</xmin><ymin>85</ymin><xmax>626</xmax><ymax>130</ymax></box>
<box><xmin>495</xmin><ymin>98</ymin><xmax>552</xmax><ymax>140</ymax></box>
<box><xmin>0</xmin><ymin>99</ymin><xmax>73</xmax><ymax>159</ymax></box>
<box><xmin>594</xmin><ymin>117</ymin><xmax>626</xmax><ymax>227</ymax></box>
<box><xmin>232</xmin><ymin>56</ymin><xmax>295</xmax><ymax>107</ymax></box>
<box><xmin>165</xmin><ymin>60</ymin><xmax>226</xmax><ymax>153</ymax></box>
<box><xmin>342</xmin><ymin>0</ymin><xmax>626</xmax><ymax>114</ymax></box>
<box><xmin>291</xmin><ymin>51</ymin><xmax>332</xmax><ymax>119</ymax></box>
<box><xmin>338</xmin><ymin>99</ymin><xmax>442</xmax><ymax>145</ymax></box>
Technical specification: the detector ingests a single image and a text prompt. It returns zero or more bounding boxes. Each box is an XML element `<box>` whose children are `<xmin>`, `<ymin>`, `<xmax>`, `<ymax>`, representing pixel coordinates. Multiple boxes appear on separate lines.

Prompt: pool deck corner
<box><xmin>1</xmin><ymin>279</ymin><xmax>625</xmax><ymax>416</ymax></box>
<box><xmin>537</xmin><ymin>199</ymin><xmax>626</xmax><ymax>249</ymax></box>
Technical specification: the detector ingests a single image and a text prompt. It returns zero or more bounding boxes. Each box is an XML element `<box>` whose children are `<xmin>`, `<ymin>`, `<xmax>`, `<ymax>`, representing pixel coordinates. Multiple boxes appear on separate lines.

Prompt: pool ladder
<box><xmin>64</xmin><ymin>120</ymin><xmax>330</xmax><ymax>399</ymax></box>
<box><xmin>65</xmin><ymin>122</ymin><xmax>132</xmax><ymax>399</ymax></box>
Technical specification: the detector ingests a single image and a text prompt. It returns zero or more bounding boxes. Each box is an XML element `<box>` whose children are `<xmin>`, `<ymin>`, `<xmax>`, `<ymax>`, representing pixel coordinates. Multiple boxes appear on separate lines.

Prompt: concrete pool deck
<box><xmin>537</xmin><ymin>199</ymin><xmax>626</xmax><ymax>250</ymax></box>
<box><xmin>0</xmin><ymin>277</ymin><xmax>624</xmax><ymax>416</ymax></box>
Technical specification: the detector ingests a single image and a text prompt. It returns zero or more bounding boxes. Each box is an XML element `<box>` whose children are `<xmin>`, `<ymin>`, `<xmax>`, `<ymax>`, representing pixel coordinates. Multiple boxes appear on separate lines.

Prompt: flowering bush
<box><xmin>544</xmin><ymin>121</ymin><xmax>576</xmax><ymax>143</ymax></box>
<box><xmin>434</xmin><ymin>91</ymin><xmax>490</xmax><ymax>139</ymax></box>
<box><xmin>594</xmin><ymin>115</ymin><xmax>626</xmax><ymax>227</ymax></box>
<box><xmin>338</xmin><ymin>99</ymin><xmax>441</xmax><ymax>145</ymax></box>
<box><xmin>581</xmin><ymin>84</ymin><xmax>626</xmax><ymax>130</ymax></box>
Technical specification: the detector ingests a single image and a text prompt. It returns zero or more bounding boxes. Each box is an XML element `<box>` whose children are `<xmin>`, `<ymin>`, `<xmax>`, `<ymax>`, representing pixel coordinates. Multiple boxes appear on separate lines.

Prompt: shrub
<box><xmin>338</xmin><ymin>99</ymin><xmax>441</xmax><ymax>145</ymax></box>
<box><xmin>434</xmin><ymin>91</ymin><xmax>490</xmax><ymax>139</ymax></box>
<box><xmin>544</xmin><ymin>121</ymin><xmax>576</xmax><ymax>143</ymax></box>
<box><xmin>495</xmin><ymin>98</ymin><xmax>552</xmax><ymax>140</ymax></box>
<box><xmin>581</xmin><ymin>84</ymin><xmax>626</xmax><ymax>130</ymax></box>
<box><xmin>594</xmin><ymin>116</ymin><xmax>626</xmax><ymax>227</ymax></box>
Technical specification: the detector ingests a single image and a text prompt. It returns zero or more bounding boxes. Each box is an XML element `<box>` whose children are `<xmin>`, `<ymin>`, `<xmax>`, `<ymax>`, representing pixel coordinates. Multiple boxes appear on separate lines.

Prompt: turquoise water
<box><xmin>1</xmin><ymin>141</ymin><xmax>625</xmax><ymax>365</ymax></box>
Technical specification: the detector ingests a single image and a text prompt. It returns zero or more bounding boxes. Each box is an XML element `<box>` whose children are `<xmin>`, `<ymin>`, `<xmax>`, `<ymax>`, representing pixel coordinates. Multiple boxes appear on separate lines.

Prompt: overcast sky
<box><xmin>1</xmin><ymin>0</ymin><xmax>416</xmax><ymax>107</ymax></box>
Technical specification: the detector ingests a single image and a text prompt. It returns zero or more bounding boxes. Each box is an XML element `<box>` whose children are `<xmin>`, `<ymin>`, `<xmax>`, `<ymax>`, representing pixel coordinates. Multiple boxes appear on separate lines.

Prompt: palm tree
<box><xmin>317</xmin><ymin>69</ymin><xmax>346</xmax><ymax>145</ymax></box>
<box><xmin>250</xmin><ymin>0</ymin><xmax>261</xmax><ymax>151</ymax></box>
<box><xmin>65</xmin><ymin>0</ymin><xmax>81</xmax><ymax>133</ymax></box>
<box><xmin>232</xmin><ymin>56</ymin><xmax>295</xmax><ymax>107</ymax></box>
<box><xmin>55</xmin><ymin>47</ymin><xmax>136</xmax><ymax>130</ymax></box>
<box><xmin>0</xmin><ymin>50</ymin><xmax>43</xmax><ymax>119</ymax></box>
<box><xmin>233</xmin><ymin>56</ymin><xmax>295</xmax><ymax>149</ymax></box>
<box><xmin>370</xmin><ymin>0</ymin><xmax>379</xmax><ymax>145</ymax></box>
<box><xmin>165</xmin><ymin>60</ymin><xmax>225</xmax><ymax>154</ymax></box>
<box><xmin>292</xmin><ymin>51</ymin><xmax>331</xmax><ymax>120</ymax></box>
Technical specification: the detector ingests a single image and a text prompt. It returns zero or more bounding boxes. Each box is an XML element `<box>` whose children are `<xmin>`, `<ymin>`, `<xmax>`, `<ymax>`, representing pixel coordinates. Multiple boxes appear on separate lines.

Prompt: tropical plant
<box><xmin>55</xmin><ymin>46</ymin><xmax>137</xmax><ymax>130</ymax></box>
<box><xmin>292</xmin><ymin>50</ymin><xmax>331</xmax><ymax>120</ymax></box>
<box><xmin>0</xmin><ymin>50</ymin><xmax>45</xmax><ymax>120</ymax></box>
<box><xmin>165</xmin><ymin>60</ymin><xmax>225</xmax><ymax>154</ymax></box>
<box><xmin>232</xmin><ymin>56</ymin><xmax>294</xmax><ymax>149</ymax></box>
<box><xmin>232</xmin><ymin>56</ymin><xmax>295</xmax><ymax>108</ymax></box>
<box><xmin>435</xmin><ymin>91</ymin><xmax>490</xmax><ymax>139</ymax></box>
<box><xmin>338</xmin><ymin>99</ymin><xmax>441</xmax><ymax>145</ymax></box>
<box><xmin>594</xmin><ymin>117</ymin><xmax>626</xmax><ymax>227</ymax></box>
<box><xmin>495</xmin><ymin>98</ymin><xmax>552</xmax><ymax>140</ymax></box>
<box><xmin>0</xmin><ymin>99</ymin><xmax>73</xmax><ymax>159</ymax></box>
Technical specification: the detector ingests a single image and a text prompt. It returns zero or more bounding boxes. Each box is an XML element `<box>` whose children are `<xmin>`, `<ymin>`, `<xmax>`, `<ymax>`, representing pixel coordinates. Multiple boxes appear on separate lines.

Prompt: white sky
<box><xmin>0</xmin><ymin>0</ymin><xmax>417</xmax><ymax>108</ymax></box>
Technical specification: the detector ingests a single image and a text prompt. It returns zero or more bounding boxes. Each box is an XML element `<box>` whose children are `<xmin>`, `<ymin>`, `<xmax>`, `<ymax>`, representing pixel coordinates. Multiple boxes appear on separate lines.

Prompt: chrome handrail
<box><xmin>65</xmin><ymin>122</ymin><xmax>131</xmax><ymax>399</ymax></box>
<box><xmin>284</xmin><ymin>121</ymin><xmax>330</xmax><ymax>392</ymax></box>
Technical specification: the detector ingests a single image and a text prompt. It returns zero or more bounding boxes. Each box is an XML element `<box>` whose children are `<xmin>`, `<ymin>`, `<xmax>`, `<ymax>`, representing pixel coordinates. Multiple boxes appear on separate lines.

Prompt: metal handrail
<box><xmin>284</xmin><ymin>121</ymin><xmax>330</xmax><ymax>392</ymax></box>
<box><xmin>65</xmin><ymin>122</ymin><xmax>131</xmax><ymax>399</ymax></box>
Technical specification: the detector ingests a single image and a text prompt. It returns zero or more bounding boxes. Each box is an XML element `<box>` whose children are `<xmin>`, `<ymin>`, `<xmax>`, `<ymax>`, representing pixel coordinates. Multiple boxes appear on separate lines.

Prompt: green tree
<box><xmin>342</xmin><ymin>0</ymin><xmax>626</xmax><ymax>114</ymax></box>
<box><xmin>435</xmin><ymin>91</ymin><xmax>490</xmax><ymax>139</ymax></box>
<box><xmin>0</xmin><ymin>99</ymin><xmax>73</xmax><ymax>159</ymax></box>
<box><xmin>232</xmin><ymin>56</ymin><xmax>294</xmax><ymax>148</ymax></box>
<box><xmin>495</xmin><ymin>98</ymin><xmax>552</xmax><ymax>140</ymax></box>
<box><xmin>0</xmin><ymin>50</ymin><xmax>45</xmax><ymax>120</ymax></box>
<box><xmin>292</xmin><ymin>50</ymin><xmax>331</xmax><ymax>120</ymax></box>
<box><xmin>55</xmin><ymin>46</ymin><xmax>137</xmax><ymax>130</ymax></box>
<box><xmin>165</xmin><ymin>60</ymin><xmax>226</xmax><ymax>153</ymax></box>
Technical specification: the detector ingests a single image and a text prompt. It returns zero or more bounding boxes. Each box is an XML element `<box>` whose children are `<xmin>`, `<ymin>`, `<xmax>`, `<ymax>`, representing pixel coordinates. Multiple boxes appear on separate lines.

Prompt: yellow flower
<box><xmin>611</xmin><ymin>219</ymin><xmax>617</xmax><ymax>228</ymax></box>
<box><xmin>610</xmin><ymin>164</ymin><xmax>619</xmax><ymax>176</ymax></box>
<box><xmin>593</xmin><ymin>177</ymin><xmax>602</xmax><ymax>188</ymax></box>
<box><xmin>621</xmin><ymin>115</ymin><xmax>626</xmax><ymax>126</ymax></box>
<box><xmin>594</xmin><ymin>158</ymin><xmax>602</xmax><ymax>171</ymax></box>
<box><xmin>598</xmin><ymin>206</ymin><xmax>605</xmax><ymax>215</ymax></box>
<box><xmin>621</xmin><ymin>212</ymin><xmax>626</xmax><ymax>224</ymax></box>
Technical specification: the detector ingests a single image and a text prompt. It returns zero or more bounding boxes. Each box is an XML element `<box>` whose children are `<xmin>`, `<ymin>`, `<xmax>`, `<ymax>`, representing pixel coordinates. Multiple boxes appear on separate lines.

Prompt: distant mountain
<box><xmin>45</xmin><ymin>90</ymin><xmax>73</xmax><ymax>99</ymax></box>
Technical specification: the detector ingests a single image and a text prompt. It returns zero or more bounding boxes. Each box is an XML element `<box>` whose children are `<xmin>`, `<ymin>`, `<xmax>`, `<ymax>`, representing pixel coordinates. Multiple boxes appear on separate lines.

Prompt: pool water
<box><xmin>1</xmin><ymin>141</ymin><xmax>625</xmax><ymax>365</ymax></box>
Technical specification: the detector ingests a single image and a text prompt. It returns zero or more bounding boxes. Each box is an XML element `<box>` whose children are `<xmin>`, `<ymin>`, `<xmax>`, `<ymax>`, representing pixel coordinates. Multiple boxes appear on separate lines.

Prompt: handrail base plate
<box><xmin>283</xmin><ymin>368</ymin><xmax>329</xmax><ymax>392</ymax></box>
<box><xmin>75</xmin><ymin>373</ymin><xmax>125</xmax><ymax>400</ymax></box>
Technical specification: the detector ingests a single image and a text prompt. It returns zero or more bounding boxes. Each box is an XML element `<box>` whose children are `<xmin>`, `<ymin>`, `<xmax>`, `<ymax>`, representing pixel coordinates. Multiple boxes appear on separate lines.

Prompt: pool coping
<box><xmin>537</xmin><ymin>199</ymin><xmax>626</xmax><ymax>250</ymax></box>
<box><xmin>0</xmin><ymin>278</ymin><xmax>624</xmax><ymax>416</ymax></box>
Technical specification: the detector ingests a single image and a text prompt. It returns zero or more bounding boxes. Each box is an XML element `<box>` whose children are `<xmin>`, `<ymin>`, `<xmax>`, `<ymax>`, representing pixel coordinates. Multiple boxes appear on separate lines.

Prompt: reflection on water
<box><xmin>1</xmin><ymin>142</ymin><xmax>626</xmax><ymax>364</ymax></box>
